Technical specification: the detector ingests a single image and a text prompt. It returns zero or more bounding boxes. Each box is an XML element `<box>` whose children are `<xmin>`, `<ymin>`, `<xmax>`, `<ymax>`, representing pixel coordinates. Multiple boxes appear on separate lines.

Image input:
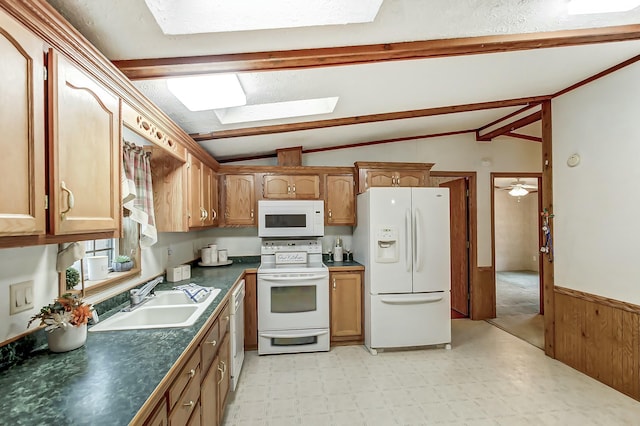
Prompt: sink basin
<box><xmin>90</xmin><ymin>288</ymin><xmax>221</xmax><ymax>332</ymax></box>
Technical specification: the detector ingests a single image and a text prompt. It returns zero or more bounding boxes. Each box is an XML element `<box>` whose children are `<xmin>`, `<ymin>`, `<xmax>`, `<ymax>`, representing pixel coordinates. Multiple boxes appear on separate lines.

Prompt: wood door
<box><xmin>330</xmin><ymin>271</ymin><xmax>363</xmax><ymax>341</ymax></box>
<box><xmin>146</xmin><ymin>398</ymin><xmax>168</xmax><ymax>426</ymax></box>
<box><xmin>200</xmin><ymin>354</ymin><xmax>219</xmax><ymax>426</ymax></box>
<box><xmin>290</xmin><ymin>175</ymin><xmax>320</xmax><ymax>199</ymax></box>
<box><xmin>243</xmin><ymin>272</ymin><xmax>258</xmax><ymax>350</ymax></box>
<box><xmin>326</xmin><ymin>174</ymin><xmax>355</xmax><ymax>225</ymax></box>
<box><xmin>49</xmin><ymin>51</ymin><xmax>119</xmax><ymax>235</ymax></box>
<box><xmin>211</xmin><ymin>172</ymin><xmax>219</xmax><ymax>226</ymax></box>
<box><xmin>150</xmin><ymin>148</ymin><xmax>188</xmax><ymax>232</ymax></box>
<box><xmin>441</xmin><ymin>178</ymin><xmax>469</xmax><ymax>316</ymax></box>
<box><xmin>188</xmin><ymin>155</ymin><xmax>203</xmax><ymax>228</ymax></box>
<box><xmin>0</xmin><ymin>10</ymin><xmax>46</xmax><ymax>236</ymax></box>
<box><xmin>367</xmin><ymin>170</ymin><xmax>395</xmax><ymax>188</ymax></box>
<box><xmin>223</xmin><ymin>174</ymin><xmax>256</xmax><ymax>226</ymax></box>
<box><xmin>397</xmin><ymin>171</ymin><xmax>427</xmax><ymax>187</ymax></box>
<box><xmin>262</xmin><ymin>175</ymin><xmax>291</xmax><ymax>199</ymax></box>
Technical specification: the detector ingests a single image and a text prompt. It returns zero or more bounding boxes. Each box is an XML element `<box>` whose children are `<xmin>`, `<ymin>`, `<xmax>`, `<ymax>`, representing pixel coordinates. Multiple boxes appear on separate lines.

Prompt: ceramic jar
<box><xmin>47</xmin><ymin>324</ymin><xmax>87</xmax><ymax>353</ymax></box>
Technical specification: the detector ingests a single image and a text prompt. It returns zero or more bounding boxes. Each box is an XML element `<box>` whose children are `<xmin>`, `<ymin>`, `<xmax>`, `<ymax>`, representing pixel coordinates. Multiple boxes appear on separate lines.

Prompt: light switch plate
<box><xmin>10</xmin><ymin>280</ymin><xmax>34</xmax><ymax>315</ymax></box>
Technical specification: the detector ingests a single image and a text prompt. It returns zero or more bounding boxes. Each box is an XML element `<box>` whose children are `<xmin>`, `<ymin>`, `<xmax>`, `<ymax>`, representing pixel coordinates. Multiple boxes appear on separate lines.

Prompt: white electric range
<box><xmin>257</xmin><ymin>239</ymin><xmax>330</xmax><ymax>355</ymax></box>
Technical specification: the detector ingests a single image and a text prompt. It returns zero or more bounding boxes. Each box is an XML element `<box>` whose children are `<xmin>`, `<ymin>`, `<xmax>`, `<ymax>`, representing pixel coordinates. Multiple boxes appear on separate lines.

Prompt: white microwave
<box><xmin>258</xmin><ymin>200</ymin><xmax>324</xmax><ymax>237</ymax></box>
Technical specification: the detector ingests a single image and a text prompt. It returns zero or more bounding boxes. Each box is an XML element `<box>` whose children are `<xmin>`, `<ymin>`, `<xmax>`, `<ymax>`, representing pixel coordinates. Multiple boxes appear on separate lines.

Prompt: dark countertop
<box><xmin>0</xmin><ymin>261</ymin><xmax>258</xmax><ymax>426</ymax></box>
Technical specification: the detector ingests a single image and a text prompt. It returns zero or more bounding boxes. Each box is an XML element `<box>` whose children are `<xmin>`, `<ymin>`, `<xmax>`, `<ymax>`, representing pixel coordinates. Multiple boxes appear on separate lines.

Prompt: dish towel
<box><xmin>173</xmin><ymin>283</ymin><xmax>212</xmax><ymax>303</ymax></box>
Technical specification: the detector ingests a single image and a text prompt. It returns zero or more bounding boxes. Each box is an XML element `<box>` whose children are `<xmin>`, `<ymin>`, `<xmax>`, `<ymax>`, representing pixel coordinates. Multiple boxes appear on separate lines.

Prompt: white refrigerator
<box><xmin>353</xmin><ymin>187</ymin><xmax>451</xmax><ymax>354</ymax></box>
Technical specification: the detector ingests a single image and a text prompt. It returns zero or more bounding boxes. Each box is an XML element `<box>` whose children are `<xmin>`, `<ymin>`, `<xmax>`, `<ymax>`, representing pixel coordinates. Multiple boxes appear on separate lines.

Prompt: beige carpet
<box><xmin>486</xmin><ymin>271</ymin><xmax>544</xmax><ymax>349</ymax></box>
<box><xmin>486</xmin><ymin>313</ymin><xmax>544</xmax><ymax>349</ymax></box>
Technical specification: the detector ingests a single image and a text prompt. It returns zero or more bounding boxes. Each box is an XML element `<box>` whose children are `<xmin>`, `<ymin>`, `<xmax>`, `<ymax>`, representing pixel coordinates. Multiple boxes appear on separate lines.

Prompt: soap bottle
<box><xmin>333</xmin><ymin>236</ymin><xmax>343</xmax><ymax>262</ymax></box>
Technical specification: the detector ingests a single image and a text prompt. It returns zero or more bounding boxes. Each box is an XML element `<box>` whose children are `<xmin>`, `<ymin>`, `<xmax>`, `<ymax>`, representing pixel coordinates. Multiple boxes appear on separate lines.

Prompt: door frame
<box><xmin>490</xmin><ymin>172</ymin><xmax>543</xmax><ymax>311</ymax></box>
<box><xmin>430</xmin><ymin>171</ymin><xmax>479</xmax><ymax>319</ymax></box>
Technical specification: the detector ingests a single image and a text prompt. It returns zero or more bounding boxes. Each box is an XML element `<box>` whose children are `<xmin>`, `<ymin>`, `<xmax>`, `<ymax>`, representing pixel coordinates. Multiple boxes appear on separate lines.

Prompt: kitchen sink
<box><xmin>90</xmin><ymin>288</ymin><xmax>221</xmax><ymax>332</ymax></box>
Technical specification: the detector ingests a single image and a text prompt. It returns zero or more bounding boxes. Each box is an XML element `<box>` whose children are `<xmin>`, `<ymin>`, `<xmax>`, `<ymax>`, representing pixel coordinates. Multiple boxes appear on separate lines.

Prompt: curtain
<box><xmin>122</xmin><ymin>141</ymin><xmax>157</xmax><ymax>248</ymax></box>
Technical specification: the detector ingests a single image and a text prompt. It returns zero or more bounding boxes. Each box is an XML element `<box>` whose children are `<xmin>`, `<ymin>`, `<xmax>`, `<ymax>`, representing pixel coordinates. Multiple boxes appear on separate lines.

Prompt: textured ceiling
<box><xmin>46</xmin><ymin>0</ymin><xmax>640</xmax><ymax>161</ymax></box>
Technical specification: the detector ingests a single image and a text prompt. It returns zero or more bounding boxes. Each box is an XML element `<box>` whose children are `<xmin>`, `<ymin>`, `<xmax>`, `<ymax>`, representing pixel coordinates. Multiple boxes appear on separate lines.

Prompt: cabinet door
<box><xmin>187</xmin><ymin>155</ymin><xmax>203</xmax><ymax>228</ymax></box>
<box><xmin>243</xmin><ymin>272</ymin><xmax>258</xmax><ymax>350</ymax></box>
<box><xmin>49</xmin><ymin>51</ymin><xmax>119</xmax><ymax>235</ymax></box>
<box><xmin>217</xmin><ymin>334</ymin><xmax>231</xmax><ymax>424</ymax></box>
<box><xmin>330</xmin><ymin>271</ymin><xmax>363</xmax><ymax>341</ymax></box>
<box><xmin>367</xmin><ymin>171</ymin><xmax>395</xmax><ymax>188</ymax></box>
<box><xmin>397</xmin><ymin>171</ymin><xmax>427</xmax><ymax>187</ymax></box>
<box><xmin>0</xmin><ymin>10</ymin><xmax>45</xmax><ymax>236</ymax></box>
<box><xmin>326</xmin><ymin>174</ymin><xmax>355</xmax><ymax>226</ymax></box>
<box><xmin>146</xmin><ymin>398</ymin><xmax>168</xmax><ymax>426</ymax></box>
<box><xmin>291</xmin><ymin>175</ymin><xmax>320</xmax><ymax>199</ymax></box>
<box><xmin>200</xmin><ymin>357</ymin><xmax>219</xmax><ymax>426</ymax></box>
<box><xmin>202</xmin><ymin>165</ymin><xmax>214</xmax><ymax>227</ymax></box>
<box><xmin>223</xmin><ymin>174</ymin><xmax>256</xmax><ymax>226</ymax></box>
<box><xmin>263</xmin><ymin>175</ymin><xmax>291</xmax><ymax>199</ymax></box>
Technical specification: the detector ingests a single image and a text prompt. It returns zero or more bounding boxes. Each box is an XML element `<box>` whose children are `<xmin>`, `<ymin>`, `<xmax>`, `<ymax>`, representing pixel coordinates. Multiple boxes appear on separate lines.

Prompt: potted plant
<box><xmin>66</xmin><ymin>266</ymin><xmax>80</xmax><ymax>290</ymax></box>
<box><xmin>28</xmin><ymin>293</ymin><xmax>92</xmax><ymax>353</ymax></box>
<box><xmin>113</xmin><ymin>254</ymin><xmax>134</xmax><ymax>272</ymax></box>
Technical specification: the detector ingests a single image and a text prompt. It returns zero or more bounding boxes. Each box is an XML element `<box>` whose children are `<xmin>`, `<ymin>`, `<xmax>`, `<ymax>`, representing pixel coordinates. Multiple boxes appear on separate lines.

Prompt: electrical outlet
<box><xmin>167</xmin><ymin>245</ymin><xmax>173</xmax><ymax>256</ymax></box>
<box><xmin>532</xmin><ymin>255</ymin><xmax>537</xmax><ymax>262</ymax></box>
<box><xmin>10</xmin><ymin>280</ymin><xmax>34</xmax><ymax>315</ymax></box>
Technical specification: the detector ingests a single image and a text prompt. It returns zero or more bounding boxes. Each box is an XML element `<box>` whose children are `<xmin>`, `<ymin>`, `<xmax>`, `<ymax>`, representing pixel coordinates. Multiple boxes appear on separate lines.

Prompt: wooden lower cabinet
<box><xmin>329</xmin><ymin>270</ymin><xmax>364</xmax><ymax>343</ymax></box>
<box><xmin>142</xmin><ymin>302</ymin><xmax>232</xmax><ymax>426</ymax></box>
<box><xmin>243</xmin><ymin>272</ymin><xmax>258</xmax><ymax>350</ymax></box>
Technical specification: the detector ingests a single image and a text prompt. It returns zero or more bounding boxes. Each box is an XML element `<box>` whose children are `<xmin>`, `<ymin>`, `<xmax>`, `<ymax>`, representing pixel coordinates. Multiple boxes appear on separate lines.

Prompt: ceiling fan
<box><xmin>495</xmin><ymin>179</ymin><xmax>538</xmax><ymax>197</ymax></box>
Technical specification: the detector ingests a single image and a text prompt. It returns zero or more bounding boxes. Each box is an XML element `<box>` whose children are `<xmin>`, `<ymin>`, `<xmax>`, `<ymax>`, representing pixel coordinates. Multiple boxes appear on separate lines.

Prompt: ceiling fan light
<box><xmin>509</xmin><ymin>186</ymin><xmax>529</xmax><ymax>197</ymax></box>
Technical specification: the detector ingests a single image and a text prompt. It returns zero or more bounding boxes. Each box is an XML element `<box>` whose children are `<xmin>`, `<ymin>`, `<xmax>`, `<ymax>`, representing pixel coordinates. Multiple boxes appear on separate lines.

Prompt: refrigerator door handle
<box><xmin>405</xmin><ymin>208</ymin><xmax>412</xmax><ymax>272</ymax></box>
<box><xmin>380</xmin><ymin>295</ymin><xmax>444</xmax><ymax>304</ymax></box>
<box><xmin>414</xmin><ymin>208</ymin><xmax>422</xmax><ymax>272</ymax></box>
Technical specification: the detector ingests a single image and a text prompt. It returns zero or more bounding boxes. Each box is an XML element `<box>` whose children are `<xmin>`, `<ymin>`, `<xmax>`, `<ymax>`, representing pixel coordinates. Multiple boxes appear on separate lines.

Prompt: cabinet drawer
<box><xmin>186</xmin><ymin>400</ymin><xmax>201</xmax><ymax>426</ymax></box>
<box><xmin>218</xmin><ymin>302</ymin><xmax>231</xmax><ymax>340</ymax></box>
<box><xmin>168</xmin><ymin>350</ymin><xmax>200</xmax><ymax>411</ymax></box>
<box><xmin>201</xmin><ymin>320</ymin><xmax>220</xmax><ymax>376</ymax></box>
<box><xmin>168</xmin><ymin>365</ymin><xmax>200</xmax><ymax>426</ymax></box>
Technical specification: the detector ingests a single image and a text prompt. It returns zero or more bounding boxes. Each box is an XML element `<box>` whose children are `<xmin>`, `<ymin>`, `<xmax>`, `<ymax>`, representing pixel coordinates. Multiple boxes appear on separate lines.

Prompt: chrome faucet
<box><xmin>129</xmin><ymin>277</ymin><xmax>163</xmax><ymax>308</ymax></box>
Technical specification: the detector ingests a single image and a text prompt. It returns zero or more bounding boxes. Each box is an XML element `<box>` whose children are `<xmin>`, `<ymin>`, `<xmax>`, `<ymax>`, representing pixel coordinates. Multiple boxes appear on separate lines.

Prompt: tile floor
<box><xmin>222</xmin><ymin>320</ymin><xmax>640</xmax><ymax>425</ymax></box>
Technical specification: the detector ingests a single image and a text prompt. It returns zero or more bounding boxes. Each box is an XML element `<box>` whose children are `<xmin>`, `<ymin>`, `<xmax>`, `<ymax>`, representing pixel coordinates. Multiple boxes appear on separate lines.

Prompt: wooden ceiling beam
<box><xmin>192</xmin><ymin>95</ymin><xmax>550</xmax><ymax>141</ymax></box>
<box><xmin>113</xmin><ymin>25</ymin><xmax>640</xmax><ymax>80</ymax></box>
<box><xmin>476</xmin><ymin>110</ymin><xmax>542</xmax><ymax>141</ymax></box>
<box><xmin>505</xmin><ymin>132</ymin><xmax>543</xmax><ymax>142</ymax></box>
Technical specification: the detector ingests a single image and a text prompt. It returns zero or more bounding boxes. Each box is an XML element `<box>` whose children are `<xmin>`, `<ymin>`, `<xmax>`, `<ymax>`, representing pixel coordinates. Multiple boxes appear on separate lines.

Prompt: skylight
<box><xmin>144</xmin><ymin>0</ymin><xmax>383</xmax><ymax>34</ymax></box>
<box><xmin>167</xmin><ymin>74</ymin><xmax>246</xmax><ymax>111</ymax></box>
<box><xmin>214</xmin><ymin>97</ymin><xmax>339</xmax><ymax>124</ymax></box>
<box><xmin>567</xmin><ymin>0</ymin><xmax>640</xmax><ymax>14</ymax></box>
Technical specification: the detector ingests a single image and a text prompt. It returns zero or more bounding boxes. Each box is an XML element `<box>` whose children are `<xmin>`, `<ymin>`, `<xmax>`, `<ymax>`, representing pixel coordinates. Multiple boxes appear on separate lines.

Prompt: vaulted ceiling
<box><xmin>47</xmin><ymin>0</ymin><xmax>640</xmax><ymax>162</ymax></box>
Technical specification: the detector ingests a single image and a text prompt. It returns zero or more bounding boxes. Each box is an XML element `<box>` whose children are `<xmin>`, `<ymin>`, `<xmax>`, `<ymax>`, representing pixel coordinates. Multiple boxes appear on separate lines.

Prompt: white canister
<box><xmin>218</xmin><ymin>249</ymin><xmax>228</xmax><ymax>262</ymax></box>
<box><xmin>166</xmin><ymin>266</ymin><xmax>183</xmax><ymax>282</ymax></box>
<box><xmin>201</xmin><ymin>247</ymin><xmax>213</xmax><ymax>264</ymax></box>
<box><xmin>181</xmin><ymin>264</ymin><xmax>191</xmax><ymax>280</ymax></box>
<box><xmin>87</xmin><ymin>256</ymin><xmax>109</xmax><ymax>280</ymax></box>
<box><xmin>208</xmin><ymin>244</ymin><xmax>218</xmax><ymax>262</ymax></box>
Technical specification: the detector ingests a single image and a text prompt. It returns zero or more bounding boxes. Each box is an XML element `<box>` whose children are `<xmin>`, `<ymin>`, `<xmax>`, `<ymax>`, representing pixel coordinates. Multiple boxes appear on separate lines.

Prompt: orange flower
<box><xmin>72</xmin><ymin>304</ymin><xmax>92</xmax><ymax>325</ymax></box>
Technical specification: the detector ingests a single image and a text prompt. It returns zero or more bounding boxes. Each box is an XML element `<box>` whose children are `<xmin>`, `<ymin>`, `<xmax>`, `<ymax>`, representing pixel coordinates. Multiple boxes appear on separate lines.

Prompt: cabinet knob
<box><xmin>217</xmin><ymin>365</ymin><xmax>224</xmax><ymax>384</ymax></box>
<box><xmin>287</xmin><ymin>185</ymin><xmax>291</xmax><ymax>193</ymax></box>
<box><xmin>211</xmin><ymin>209</ymin><xmax>217</xmax><ymax>221</ymax></box>
<box><xmin>207</xmin><ymin>339</ymin><xmax>217</xmax><ymax>346</ymax></box>
<box><xmin>188</xmin><ymin>368</ymin><xmax>196</xmax><ymax>378</ymax></box>
<box><xmin>328</xmin><ymin>210</ymin><xmax>332</xmax><ymax>219</ymax></box>
<box><xmin>333</xmin><ymin>277</ymin><xmax>336</xmax><ymax>289</ymax></box>
<box><xmin>250</xmin><ymin>209</ymin><xmax>254</xmax><ymax>218</ymax></box>
<box><xmin>221</xmin><ymin>360</ymin><xmax>227</xmax><ymax>374</ymax></box>
<box><xmin>225</xmin><ymin>315</ymin><xmax>230</xmax><ymax>322</ymax></box>
<box><xmin>292</xmin><ymin>184</ymin><xmax>296</xmax><ymax>193</ymax></box>
<box><xmin>183</xmin><ymin>400</ymin><xmax>195</xmax><ymax>407</ymax></box>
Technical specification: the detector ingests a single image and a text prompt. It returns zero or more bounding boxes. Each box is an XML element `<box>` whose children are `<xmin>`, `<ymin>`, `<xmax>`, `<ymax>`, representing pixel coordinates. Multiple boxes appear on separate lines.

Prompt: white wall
<box><xmin>232</xmin><ymin>134</ymin><xmax>541</xmax><ymax>265</ymax></box>
<box><xmin>0</xmin><ymin>231</ymin><xmax>208</xmax><ymax>343</ymax></box>
<box><xmin>553</xmin><ymin>61</ymin><xmax>640</xmax><ymax>305</ymax></box>
<box><xmin>494</xmin><ymin>189</ymin><xmax>539</xmax><ymax>272</ymax></box>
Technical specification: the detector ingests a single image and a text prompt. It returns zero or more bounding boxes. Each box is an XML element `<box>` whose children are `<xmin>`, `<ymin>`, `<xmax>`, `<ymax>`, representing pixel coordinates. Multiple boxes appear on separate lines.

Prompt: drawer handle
<box><xmin>188</xmin><ymin>368</ymin><xmax>196</xmax><ymax>378</ymax></box>
<box><xmin>221</xmin><ymin>360</ymin><xmax>226</xmax><ymax>374</ymax></box>
<box><xmin>225</xmin><ymin>315</ymin><xmax>230</xmax><ymax>322</ymax></box>
<box><xmin>333</xmin><ymin>277</ymin><xmax>336</xmax><ymax>290</ymax></box>
<box><xmin>250</xmin><ymin>209</ymin><xmax>254</xmax><ymax>219</ymax></box>
<box><xmin>206</xmin><ymin>339</ymin><xmax>217</xmax><ymax>346</ymax></box>
<box><xmin>183</xmin><ymin>400</ymin><xmax>195</xmax><ymax>407</ymax></box>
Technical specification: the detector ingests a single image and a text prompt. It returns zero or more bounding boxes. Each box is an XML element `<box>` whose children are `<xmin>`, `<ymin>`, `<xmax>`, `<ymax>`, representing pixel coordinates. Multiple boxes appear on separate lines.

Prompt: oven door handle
<box><xmin>259</xmin><ymin>274</ymin><xmax>328</xmax><ymax>281</ymax></box>
<box><xmin>260</xmin><ymin>330</ymin><xmax>329</xmax><ymax>339</ymax></box>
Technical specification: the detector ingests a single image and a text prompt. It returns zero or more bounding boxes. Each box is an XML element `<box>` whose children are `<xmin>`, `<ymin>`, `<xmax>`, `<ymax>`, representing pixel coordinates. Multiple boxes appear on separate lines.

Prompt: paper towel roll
<box><xmin>201</xmin><ymin>247</ymin><xmax>213</xmax><ymax>264</ymax></box>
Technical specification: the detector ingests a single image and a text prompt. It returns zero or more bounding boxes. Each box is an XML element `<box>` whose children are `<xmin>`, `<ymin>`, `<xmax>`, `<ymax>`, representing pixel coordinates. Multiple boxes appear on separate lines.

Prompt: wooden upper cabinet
<box><xmin>325</xmin><ymin>174</ymin><xmax>355</xmax><ymax>226</ymax></box>
<box><xmin>187</xmin><ymin>154</ymin><xmax>204</xmax><ymax>228</ymax></box>
<box><xmin>149</xmin><ymin>147</ymin><xmax>188</xmax><ymax>232</ymax></box>
<box><xmin>0</xmin><ymin>9</ymin><xmax>46</xmax><ymax>236</ymax></box>
<box><xmin>48</xmin><ymin>50</ymin><xmax>120</xmax><ymax>235</ymax></box>
<box><xmin>223</xmin><ymin>174</ymin><xmax>256</xmax><ymax>226</ymax></box>
<box><xmin>355</xmin><ymin>162</ymin><xmax>434</xmax><ymax>193</ymax></box>
<box><xmin>262</xmin><ymin>174</ymin><xmax>320</xmax><ymax>199</ymax></box>
<box><xmin>187</xmin><ymin>155</ymin><xmax>218</xmax><ymax>228</ymax></box>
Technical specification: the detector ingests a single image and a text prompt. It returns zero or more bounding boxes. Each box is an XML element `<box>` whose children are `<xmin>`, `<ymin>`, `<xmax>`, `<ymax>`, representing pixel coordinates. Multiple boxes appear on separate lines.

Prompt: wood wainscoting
<box><xmin>555</xmin><ymin>286</ymin><xmax>640</xmax><ymax>400</ymax></box>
